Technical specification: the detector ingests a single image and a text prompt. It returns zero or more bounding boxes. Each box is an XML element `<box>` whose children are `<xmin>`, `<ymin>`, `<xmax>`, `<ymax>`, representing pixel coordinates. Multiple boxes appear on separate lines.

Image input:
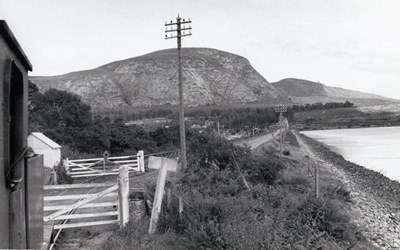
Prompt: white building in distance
<box><xmin>28</xmin><ymin>132</ymin><xmax>61</xmax><ymax>168</ymax></box>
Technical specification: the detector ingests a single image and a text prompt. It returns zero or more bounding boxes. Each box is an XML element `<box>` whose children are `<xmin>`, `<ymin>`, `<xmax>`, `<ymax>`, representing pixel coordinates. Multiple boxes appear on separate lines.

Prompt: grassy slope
<box><xmin>100</xmin><ymin>131</ymin><xmax>377</xmax><ymax>250</ymax></box>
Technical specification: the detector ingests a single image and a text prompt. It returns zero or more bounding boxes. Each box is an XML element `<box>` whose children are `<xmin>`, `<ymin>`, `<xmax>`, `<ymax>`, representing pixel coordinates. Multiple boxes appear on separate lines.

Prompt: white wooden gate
<box><xmin>43</xmin><ymin>166</ymin><xmax>136</xmax><ymax>229</ymax></box>
<box><xmin>65</xmin><ymin>150</ymin><xmax>145</xmax><ymax>178</ymax></box>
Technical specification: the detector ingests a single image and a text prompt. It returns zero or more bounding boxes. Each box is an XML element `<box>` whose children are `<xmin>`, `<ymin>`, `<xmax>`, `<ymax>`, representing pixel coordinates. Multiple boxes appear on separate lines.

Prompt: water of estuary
<box><xmin>302</xmin><ymin>126</ymin><xmax>400</xmax><ymax>182</ymax></box>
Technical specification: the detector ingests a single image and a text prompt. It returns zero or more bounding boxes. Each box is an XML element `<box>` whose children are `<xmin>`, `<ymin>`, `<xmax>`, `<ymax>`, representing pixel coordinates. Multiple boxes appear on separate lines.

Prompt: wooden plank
<box><xmin>71</xmin><ymin>172</ymin><xmax>120</xmax><ymax>178</ymax></box>
<box><xmin>53</xmin><ymin>220</ymin><xmax>119</xmax><ymax>230</ymax></box>
<box><xmin>69</xmin><ymin>158</ymin><xmax>103</xmax><ymax>163</ymax></box>
<box><xmin>44</xmin><ymin>185</ymin><xmax>118</xmax><ymax>222</ymax></box>
<box><xmin>68</xmin><ymin>155</ymin><xmax>135</xmax><ymax>163</ymax></box>
<box><xmin>69</xmin><ymin>170</ymin><xmax>99</xmax><ymax>175</ymax></box>
<box><xmin>69</xmin><ymin>162</ymin><xmax>96</xmax><ymax>166</ymax></box>
<box><xmin>69</xmin><ymin>166</ymin><xmax>98</xmax><ymax>171</ymax></box>
<box><xmin>68</xmin><ymin>160</ymin><xmax>103</xmax><ymax>169</ymax></box>
<box><xmin>112</xmin><ymin>160</ymin><xmax>138</xmax><ymax>164</ymax></box>
<box><xmin>149</xmin><ymin>159</ymin><xmax>168</xmax><ymax>234</ymax></box>
<box><xmin>118</xmin><ymin>165</ymin><xmax>130</xmax><ymax>228</ymax></box>
<box><xmin>315</xmin><ymin>163</ymin><xmax>319</xmax><ymax>198</ymax></box>
<box><xmin>108</xmin><ymin>155</ymin><xmax>136</xmax><ymax>160</ymax></box>
<box><xmin>83</xmin><ymin>159</ymin><xmax>105</xmax><ymax>169</ymax></box>
<box><xmin>138</xmin><ymin>150</ymin><xmax>145</xmax><ymax>173</ymax></box>
<box><xmin>148</xmin><ymin>156</ymin><xmax>178</xmax><ymax>172</ymax></box>
<box><xmin>51</xmin><ymin>211</ymin><xmax>118</xmax><ymax>220</ymax></box>
<box><xmin>67</xmin><ymin>161</ymin><xmax>103</xmax><ymax>173</ymax></box>
<box><xmin>44</xmin><ymin>202</ymin><xmax>118</xmax><ymax>211</ymax></box>
<box><xmin>44</xmin><ymin>192</ymin><xmax>117</xmax><ymax>201</ymax></box>
<box><xmin>44</xmin><ymin>183</ymin><xmax>114</xmax><ymax>190</ymax></box>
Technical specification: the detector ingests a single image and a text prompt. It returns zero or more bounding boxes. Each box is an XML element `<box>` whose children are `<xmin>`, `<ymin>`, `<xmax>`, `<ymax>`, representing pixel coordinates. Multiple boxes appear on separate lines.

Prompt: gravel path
<box><xmin>293</xmin><ymin>130</ymin><xmax>400</xmax><ymax>250</ymax></box>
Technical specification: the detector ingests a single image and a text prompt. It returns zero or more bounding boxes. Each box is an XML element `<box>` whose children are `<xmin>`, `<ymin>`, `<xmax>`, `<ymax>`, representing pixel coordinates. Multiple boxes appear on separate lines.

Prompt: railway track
<box><xmin>49</xmin><ymin>151</ymin><xmax>175</xmax><ymax>249</ymax></box>
<box><xmin>47</xmin><ymin>175</ymin><xmax>117</xmax><ymax>250</ymax></box>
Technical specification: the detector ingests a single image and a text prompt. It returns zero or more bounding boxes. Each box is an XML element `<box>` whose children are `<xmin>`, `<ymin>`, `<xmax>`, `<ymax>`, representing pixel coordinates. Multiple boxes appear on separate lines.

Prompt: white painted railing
<box><xmin>64</xmin><ymin>150</ymin><xmax>145</xmax><ymax>178</ymax></box>
<box><xmin>43</xmin><ymin>165</ymin><xmax>136</xmax><ymax>230</ymax></box>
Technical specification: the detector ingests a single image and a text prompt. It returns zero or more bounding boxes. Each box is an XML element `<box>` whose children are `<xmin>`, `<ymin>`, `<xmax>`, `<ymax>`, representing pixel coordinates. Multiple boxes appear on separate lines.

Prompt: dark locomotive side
<box><xmin>0</xmin><ymin>20</ymin><xmax>44</xmax><ymax>249</ymax></box>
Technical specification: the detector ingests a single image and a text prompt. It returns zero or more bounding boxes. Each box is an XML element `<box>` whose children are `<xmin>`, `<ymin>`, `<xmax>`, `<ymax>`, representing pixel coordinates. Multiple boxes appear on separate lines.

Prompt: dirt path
<box><xmin>50</xmin><ymin>170</ymin><xmax>160</xmax><ymax>250</ymax></box>
<box><xmin>293</xmin><ymin>130</ymin><xmax>400</xmax><ymax>250</ymax></box>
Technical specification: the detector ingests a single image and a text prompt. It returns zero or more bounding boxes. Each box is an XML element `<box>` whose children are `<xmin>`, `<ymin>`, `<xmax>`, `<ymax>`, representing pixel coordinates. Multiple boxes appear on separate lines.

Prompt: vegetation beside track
<box><xmin>101</xmin><ymin>131</ymin><xmax>377</xmax><ymax>250</ymax></box>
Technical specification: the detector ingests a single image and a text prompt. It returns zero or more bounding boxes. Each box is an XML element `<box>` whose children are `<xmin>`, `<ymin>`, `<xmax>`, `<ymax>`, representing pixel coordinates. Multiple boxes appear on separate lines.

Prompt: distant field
<box><xmin>293</xmin><ymin>107</ymin><xmax>400</xmax><ymax>130</ymax></box>
<box><xmin>294</xmin><ymin>107</ymin><xmax>363</xmax><ymax>120</ymax></box>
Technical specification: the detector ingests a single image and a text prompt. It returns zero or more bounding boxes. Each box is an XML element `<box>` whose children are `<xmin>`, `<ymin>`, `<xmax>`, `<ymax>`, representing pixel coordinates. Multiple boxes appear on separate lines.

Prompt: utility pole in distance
<box><xmin>275</xmin><ymin>104</ymin><xmax>287</xmax><ymax>157</ymax></box>
<box><xmin>165</xmin><ymin>15</ymin><xmax>192</xmax><ymax>170</ymax></box>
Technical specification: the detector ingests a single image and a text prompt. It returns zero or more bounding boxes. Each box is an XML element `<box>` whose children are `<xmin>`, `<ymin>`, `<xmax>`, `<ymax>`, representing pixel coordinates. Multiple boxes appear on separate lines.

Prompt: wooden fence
<box><xmin>43</xmin><ymin>166</ymin><xmax>132</xmax><ymax>230</ymax></box>
<box><xmin>65</xmin><ymin>150</ymin><xmax>145</xmax><ymax>178</ymax></box>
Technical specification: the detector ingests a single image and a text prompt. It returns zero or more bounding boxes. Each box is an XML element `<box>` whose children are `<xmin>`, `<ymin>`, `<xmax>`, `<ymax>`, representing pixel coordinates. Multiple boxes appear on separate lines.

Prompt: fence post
<box><xmin>167</xmin><ymin>188</ymin><xmax>172</xmax><ymax>209</ymax></box>
<box><xmin>63</xmin><ymin>158</ymin><xmax>69</xmax><ymax>171</ymax></box>
<box><xmin>314</xmin><ymin>163</ymin><xmax>319</xmax><ymax>198</ymax></box>
<box><xmin>52</xmin><ymin>170</ymin><xmax>58</xmax><ymax>185</ymax></box>
<box><xmin>178</xmin><ymin>196</ymin><xmax>183</xmax><ymax>218</ymax></box>
<box><xmin>137</xmin><ymin>150</ymin><xmax>145</xmax><ymax>173</ymax></box>
<box><xmin>279</xmin><ymin>127</ymin><xmax>283</xmax><ymax>157</ymax></box>
<box><xmin>148</xmin><ymin>159</ymin><xmax>167</xmax><ymax>234</ymax></box>
<box><xmin>118</xmin><ymin>165</ymin><xmax>130</xmax><ymax>228</ymax></box>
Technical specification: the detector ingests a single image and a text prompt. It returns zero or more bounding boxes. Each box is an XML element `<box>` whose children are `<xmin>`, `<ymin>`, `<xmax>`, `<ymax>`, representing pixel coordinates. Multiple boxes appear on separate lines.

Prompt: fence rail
<box><xmin>43</xmin><ymin>165</ymin><xmax>130</xmax><ymax>230</ymax></box>
<box><xmin>64</xmin><ymin>150</ymin><xmax>145</xmax><ymax>178</ymax></box>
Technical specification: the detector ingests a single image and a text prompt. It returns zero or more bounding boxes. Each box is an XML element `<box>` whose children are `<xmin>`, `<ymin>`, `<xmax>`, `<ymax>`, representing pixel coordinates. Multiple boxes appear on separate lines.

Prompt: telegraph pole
<box><xmin>275</xmin><ymin>104</ymin><xmax>287</xmax><ymax>157</ymax></box>
<box><xmin>165</xmin><ymin>15</ymin><xmax>192</xmax><ymax>170</ymax></box>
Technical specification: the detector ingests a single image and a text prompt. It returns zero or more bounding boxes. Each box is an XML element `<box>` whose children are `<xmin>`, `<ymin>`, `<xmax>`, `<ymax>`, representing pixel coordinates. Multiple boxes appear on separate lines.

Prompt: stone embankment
<box><xmin>294</xmin><ymin>131</ymin><xmax>400</xmax><ymax>250</ymax></box>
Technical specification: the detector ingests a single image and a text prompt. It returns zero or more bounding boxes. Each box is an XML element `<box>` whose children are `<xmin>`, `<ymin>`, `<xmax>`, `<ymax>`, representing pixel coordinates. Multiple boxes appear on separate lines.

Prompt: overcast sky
<box><xmin>1</xmin><ymin>0</ymin><xmax>399</xmax><ymax>99</ymax></box>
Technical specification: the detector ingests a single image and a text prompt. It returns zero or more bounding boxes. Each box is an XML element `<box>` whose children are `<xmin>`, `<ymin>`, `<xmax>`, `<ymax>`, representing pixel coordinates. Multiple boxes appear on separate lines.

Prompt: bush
<box><xmin>54</xmin><ymin>162</ymin><xmax>73</xmax><ymax>184</ymax></box>
<box><xmin>325</xmin><ymin>184</ymin><xmax>351</xmax><ymax>202</ymax></box>
<box><xmin>286</xmin><ymin>131</ymin><xmax>300</xmax><ymax>147</ymax></box>
<box><xmin>183</xmin><ymin>132</ymin><xmax>283</xmax><ymax>196</ymax></box>
<box><xmin>289</xmin><ymin>195</ymin><xmax>359</xmax><ymax>246</ymax></box>
<box><xmin>245</xmin><ymin>154</ymin><xmax>283</xmax><ymax>186</ymax></box>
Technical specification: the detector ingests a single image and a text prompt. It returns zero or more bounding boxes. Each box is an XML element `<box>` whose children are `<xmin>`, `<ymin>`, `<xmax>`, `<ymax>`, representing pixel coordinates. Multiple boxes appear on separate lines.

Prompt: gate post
<box><xmin>137</xmin><ymin>150</ymin><xmax>145</xmax><ymax>173</ymax></box>
<box><xmin>118</xmin><ymin>165</ymin><xmax>129</xmax><ymax>228</ymax></box>
<box><xmin>63</xmin><ymin>158</ymin><xmax>69</xmax><ymax>171</ymax></box>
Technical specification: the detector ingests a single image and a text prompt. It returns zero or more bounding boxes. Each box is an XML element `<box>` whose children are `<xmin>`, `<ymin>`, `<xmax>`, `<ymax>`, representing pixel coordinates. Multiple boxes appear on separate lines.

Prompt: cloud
<box><xmin>271</xmin><ymin>38</ymin><xmax>303</xmax><ymax>53</ymax></box>
<box><xmin>351</xmin><ymin>61</ymin><xmax>388</xmax><ymax>75</ymax></box>
<box><xmin>351</xmin><ymin>56</ymin><xmax>398</xmax><ymax>76</ymax></box>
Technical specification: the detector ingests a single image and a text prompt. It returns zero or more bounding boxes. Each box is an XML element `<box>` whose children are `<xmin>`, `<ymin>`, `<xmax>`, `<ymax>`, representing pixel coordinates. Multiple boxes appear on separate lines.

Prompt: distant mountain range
<box><xmin>271</xmin><ymin>78</ymin><xmax>396</xmax><ymax>106</ymax></box>
<box><xmin>30</xmin><ymin>48</ymin><xmax>397</xmax><ymax>111</ymax></box>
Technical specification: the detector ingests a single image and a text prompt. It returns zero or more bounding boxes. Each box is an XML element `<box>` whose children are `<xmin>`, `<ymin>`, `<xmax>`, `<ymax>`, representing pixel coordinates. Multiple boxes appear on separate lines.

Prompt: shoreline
<box><xmin>300</xmin><ymin>126</ymin><xmax>400</xmax><ymax>184</ymax></box>
<box><xmin>298</xmin><ymin>124</ymin><xmax>400</xmax><ymax>132</ymax></box>
<box><xmin>299</xmin><ymin>133</ymin><xmax>400</xmax><ymax>249</ymax></box>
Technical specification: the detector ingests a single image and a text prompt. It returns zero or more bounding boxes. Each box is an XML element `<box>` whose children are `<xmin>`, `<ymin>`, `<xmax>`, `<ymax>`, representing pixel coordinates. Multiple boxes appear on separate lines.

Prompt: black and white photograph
<box><xmin>0</xmin><ymin>0</ymin><xmax>399</xmax><ymax>249</ymax></box>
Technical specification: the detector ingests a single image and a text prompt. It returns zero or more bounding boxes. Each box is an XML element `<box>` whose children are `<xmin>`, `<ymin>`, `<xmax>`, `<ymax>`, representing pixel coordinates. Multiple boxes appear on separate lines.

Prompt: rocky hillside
<box><xmin>272</xmin><ymin>78</ymin><xmax>397</xmax><ymax>106</ymax></box>
<box><xmin>30</xmin><ymin>48</ymin><xmax>288</xmax><ymax>111</ymax></box>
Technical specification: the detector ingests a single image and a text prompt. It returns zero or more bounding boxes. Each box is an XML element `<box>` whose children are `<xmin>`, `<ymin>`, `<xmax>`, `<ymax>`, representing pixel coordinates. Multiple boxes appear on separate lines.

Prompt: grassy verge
<box><xmin>300</xmin><ymin>134</ymin><xmax>400</xmax><ymax>208</ymax></box>
<box><xmin>101</xmin><ymin>131</ymin><xmax>377</xmax><ymax>249</ymax></box>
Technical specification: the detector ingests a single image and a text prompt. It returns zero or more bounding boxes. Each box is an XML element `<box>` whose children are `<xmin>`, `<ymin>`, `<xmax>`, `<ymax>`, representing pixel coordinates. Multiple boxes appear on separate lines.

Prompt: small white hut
<box><xmin>28</xmin><ymin>132</ymin><xmax>61</xmax><ymax>168</ymax></box>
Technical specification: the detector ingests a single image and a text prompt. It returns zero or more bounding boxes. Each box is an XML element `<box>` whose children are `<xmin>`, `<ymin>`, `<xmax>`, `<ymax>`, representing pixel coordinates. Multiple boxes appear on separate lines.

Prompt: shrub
<box><xmin>290</xmin><ymin>195</ymin><xmax>359</xmax><ymax>246</ymax></box>
<box><xmin>54</xmin><ymin>162</ymin><xmax>73</xmax><ymax>184</ymax></box>
<box><xmin>244</xmin><ymin>154</ymin><xmax>283</xmax><ymax>186</ymax></box>
<box><xmin>286</xmin><ymin>131</ymin><xmax>300</xmax><ymax>147</ymax></box>
<box><xmin>325</xmin><ymin>184</ymin><xmax>351</xmax><ymax>202</ymax></box>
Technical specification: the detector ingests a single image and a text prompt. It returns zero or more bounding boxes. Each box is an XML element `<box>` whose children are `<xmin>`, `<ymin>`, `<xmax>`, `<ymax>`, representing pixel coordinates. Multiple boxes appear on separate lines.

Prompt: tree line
<box><xmin>292</xmin><ymin>100</ymin><xmax>354</xmax><ymax>112</ymax></box>
<box><xmin>29</xmin><ymin>88</ymin><xmax>184</xmax><ymax>156</ymax></box>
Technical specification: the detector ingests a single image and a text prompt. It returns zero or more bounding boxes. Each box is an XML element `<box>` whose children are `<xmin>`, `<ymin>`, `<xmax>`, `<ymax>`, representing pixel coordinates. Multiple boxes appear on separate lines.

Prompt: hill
<box><xmin>30</xmin><ymin>48</ymin><xmax>288</xmax><ymax>111</ymax></box>
<box><xmin>271</xmin><ymin>78</ymin><xmax>396</xmax><ymax>106</ymax></box>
